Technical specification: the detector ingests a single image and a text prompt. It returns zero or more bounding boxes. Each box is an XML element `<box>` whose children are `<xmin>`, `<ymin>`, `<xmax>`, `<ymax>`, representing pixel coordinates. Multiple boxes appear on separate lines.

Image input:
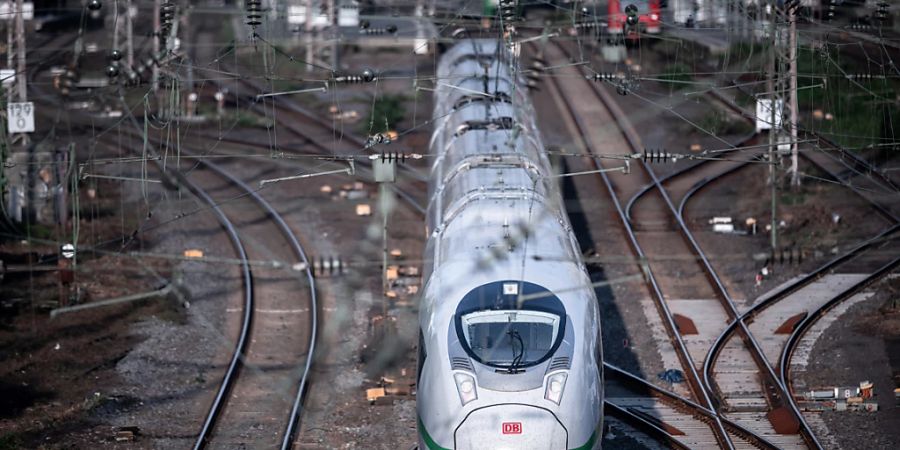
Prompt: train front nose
<box><xmin>454</xmin><ymin>404</ymin><xmax>567</xmax><ymax>449</ymax></box>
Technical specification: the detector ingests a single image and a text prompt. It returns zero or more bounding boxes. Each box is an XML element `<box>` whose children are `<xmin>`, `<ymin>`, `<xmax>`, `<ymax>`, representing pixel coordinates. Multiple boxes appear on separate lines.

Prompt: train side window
<box><xmin>417</xmin><ymin>329</ymin><xmax>427</xmax><ymax>384</ymax></box>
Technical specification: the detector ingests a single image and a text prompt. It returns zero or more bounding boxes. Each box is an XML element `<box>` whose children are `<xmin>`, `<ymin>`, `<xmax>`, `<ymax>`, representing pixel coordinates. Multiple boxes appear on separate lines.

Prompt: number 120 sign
<box><xmin>7</xmin><ymin>102</ymin><xmax>35</xmax><ymax>133</ymax></box>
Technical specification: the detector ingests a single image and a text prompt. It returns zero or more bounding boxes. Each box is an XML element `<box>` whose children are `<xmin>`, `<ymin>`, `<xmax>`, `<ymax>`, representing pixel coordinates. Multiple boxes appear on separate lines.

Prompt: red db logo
<box><xmin>502</xmin><ymin>422</ymin><xmax>522</xmax><ymax>434</ymax></box>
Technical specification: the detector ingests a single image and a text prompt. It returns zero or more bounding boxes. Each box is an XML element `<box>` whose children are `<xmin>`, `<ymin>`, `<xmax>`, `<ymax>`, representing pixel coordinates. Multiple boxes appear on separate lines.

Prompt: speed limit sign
<box><xmin>7</xmin><ymin>102</ymin><xmax>35</xmax><ymax>133</ymax></box>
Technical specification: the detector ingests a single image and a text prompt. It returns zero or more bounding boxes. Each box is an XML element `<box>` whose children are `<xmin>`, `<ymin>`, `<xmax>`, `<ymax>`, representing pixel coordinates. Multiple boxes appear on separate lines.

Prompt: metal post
<box><xmin>6</xmin><ymin>19</ymin><xmax>13</xmax><ymax>69</ymax></box>
<box><xmin>788</xmin><ymin>4</ymin><xmax>799</xmax><ymax>187</ymax></box>
<box><xmin>328</xmin><ymin>0</ymin><xmax>337</xmax><ymax>70</ymax></box>
<box><xmin>153</xmin><ymin>0</ymin><xmax>160</xmax><ymax>92</ymax></box>
<box><xmin>14</xmin><ymin>0</ymin><xmax>26</xmax><ymax>104</ymax></box>
<box><xmin>768</xmin><ymin>0</ymin><xmax>778</xmax><ymax>253</ymax></box>
<box><xmin>305</xmin><ymin>0</ymin><xmax>313</xmax><ymax>73</ymax></box>
<box><xmin>126</xmin><ymin>0</ymin><xmax>134</xmax><ymax>67</ymax></box>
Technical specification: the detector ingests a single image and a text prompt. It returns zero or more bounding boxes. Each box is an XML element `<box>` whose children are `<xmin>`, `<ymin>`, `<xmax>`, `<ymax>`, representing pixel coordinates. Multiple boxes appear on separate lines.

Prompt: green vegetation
<box><xmin>697</xmin><ymin>109</ymin><xmax>754</xmax><ymax>136</ymax></box>
<box><xmin>779</xmin><ymin>191</ymin><xmax>809</xmax><ymax>206</ymax></box>
<box><xmin>657</xmin><ymin>64</ymin><xmax>694</xmax><ymax>90</ymax></box>
<box><xmin>722</xmin><ymin>42</ymin><xmax>766</xmax><ymax>67</ymax></box>
<box><xmin>0</xmin><ymin>433</ymin><xmax>21</xmax><ymax>450</ymax></box>
<box><xmin>362</xmin><ymin>94</ymin><xmax>407</xmax><ymax>134</ymax></box>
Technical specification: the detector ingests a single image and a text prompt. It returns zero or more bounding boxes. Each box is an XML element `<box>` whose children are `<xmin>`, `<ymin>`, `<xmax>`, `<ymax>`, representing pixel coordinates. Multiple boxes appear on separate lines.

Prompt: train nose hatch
<box><xmin>454</xmin><ymin>404</ymin><xmax>567</xmax><ymax>449</ymax></box>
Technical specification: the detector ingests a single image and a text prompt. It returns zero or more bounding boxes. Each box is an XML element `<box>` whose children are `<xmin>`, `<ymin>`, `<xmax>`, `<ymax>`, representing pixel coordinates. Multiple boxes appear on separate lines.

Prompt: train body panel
<box><xmin>417</xmin><ymin>39</ymin><xmax>602</xmax><ymax>450</ymax></box>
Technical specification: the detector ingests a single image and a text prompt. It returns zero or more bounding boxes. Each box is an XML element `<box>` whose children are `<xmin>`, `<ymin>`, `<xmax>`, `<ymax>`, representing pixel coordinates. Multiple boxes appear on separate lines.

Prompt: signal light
<box><xmin>625</xmin><ymin>4</ymin><xmax>639</xmax><ymax>27</ymax></box>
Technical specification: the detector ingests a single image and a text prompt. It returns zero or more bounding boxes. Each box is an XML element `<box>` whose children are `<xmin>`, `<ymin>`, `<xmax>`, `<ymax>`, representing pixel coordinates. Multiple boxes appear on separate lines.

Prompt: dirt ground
<box><xmin>0</xmin><ymin>174</ymin><xmax>179</xmax><ymax>448</ymax></box>
<box><xmin>799</xmin><ymin>276</ymin><xmax>900</xmax><ymax>450</ymax></box>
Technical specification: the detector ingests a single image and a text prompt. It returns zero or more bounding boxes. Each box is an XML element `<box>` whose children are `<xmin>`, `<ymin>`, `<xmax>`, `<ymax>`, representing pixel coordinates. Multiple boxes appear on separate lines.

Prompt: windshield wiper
<box><xmin>506</xmin><ymin>329</ymin><xmax>525</xmax><ymax>374</ymax></box>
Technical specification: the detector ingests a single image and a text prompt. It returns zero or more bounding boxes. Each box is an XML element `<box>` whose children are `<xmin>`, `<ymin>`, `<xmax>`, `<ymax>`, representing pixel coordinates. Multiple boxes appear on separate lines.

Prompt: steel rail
<box><xmin>107</xmin><ymin>100</ymin><xmax>258</xmax><ymax>450</ymax></box>
<box><xmin>779</xmin><ymin>256</ymin><xmax>900</xmax><ymax>414</ymax></box>
<box><xmin>195</xmin><ymin>159</ymin><xmax>319</xmax><ymax>450</ymax></box>
<box><xmin>605</xmin><ymin>363</ymin><xmax>780</xmax><ymax>450</ymax></box>
<box><xmin>624</xmin><ymin>132</ymin><xmax>760</xmax><ymax>225</ymax></box>
<box><xmin>552</xmin><ymin>40</ymin><xmax>826</xmax><ymax>449</ymax></box>
<box><xmin>593</xmin><ymin>73</ymin><xmax>824</xmax><ymax>450</ymax></box>
<box><xmin>538</xmin><ymin>41</ymin><xmax>738</xmax><ymax>450</ymax></box>
<box><xmin>675</xmin><ymin>152</ymin><xmax>900</xmax><ymax>444</ymax></box>
<box><xmin>211</xmin><ymin>72</ymin><xmax>429</xmax><ymax>183</ymax></box>
<box><xmin>180</xmin><ymin>130</ymin><xmax>428</xmax><ymax>215</ymax></box>
<box><xmin>708</xmin><ymin>85</ymin><xmax>900</xmax><ymax>216</ymax></box>
<box><xmin>110</xmin><ymin>101</ymin><xmax>316</xmax><ymax>448</ymax></box>
<box><xmin>186</xmin><ymin>167</ymin><xmax>254</xmax><ymax>450</ymax></box>
<box><xmin>604</xmin><ymin>401</ymin><xmax>694</xmax><ymax>450</ymax></box>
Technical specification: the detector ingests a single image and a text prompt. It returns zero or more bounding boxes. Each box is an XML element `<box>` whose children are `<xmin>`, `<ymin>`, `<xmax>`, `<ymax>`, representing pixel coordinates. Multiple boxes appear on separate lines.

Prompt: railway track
<box><xmin>96</xmin><ymin>108</ymin><xmax>320</xmax><ymax>449</ymax></box>
<box><xmin>535</xmin><ymin>40</ymin><xmax>738</xmax><ymax>449</ymax></box>
<box><xmin>185</xmin><ymin>157</ymin><xmax>317</xmax><ymax>450</ymax></box>
<box><xmin>537</xmin><ymin>38</ymin><xmax>846</xmax><ymax>448</ymax></box>
<box><xmin>196</xmin><ymin>72</ymin><xmax>428</xmax><ymax>213</ymax></box>
<box><xmin>540</xmin><ymin>30</ymin><xmax>900</xmax><ymax>448</ymax></box>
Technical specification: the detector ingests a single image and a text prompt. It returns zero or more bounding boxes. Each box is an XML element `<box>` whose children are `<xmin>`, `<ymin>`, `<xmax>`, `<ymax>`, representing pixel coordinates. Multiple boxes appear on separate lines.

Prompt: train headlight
<box><xmin>454</xmin><ymin>373</ymin><xmax>478</xmax><ymax>406</ymax></box>
<box><xmin>544</xmin><ymin>372</ymin><xmax>568</xmax><ymax>405</ymax></box>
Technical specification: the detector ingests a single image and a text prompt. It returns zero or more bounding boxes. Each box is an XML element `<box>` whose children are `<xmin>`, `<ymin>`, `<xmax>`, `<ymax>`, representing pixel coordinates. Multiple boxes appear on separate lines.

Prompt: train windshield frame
<box><xmin>454</xmin><ymin>281</ymin><xmax>567</xmax><ymax>370</ymax></box>
<box><xmin>461</xmin><ymin>310</ymin><xmax>561</xmax><ymax>369</ymax></box>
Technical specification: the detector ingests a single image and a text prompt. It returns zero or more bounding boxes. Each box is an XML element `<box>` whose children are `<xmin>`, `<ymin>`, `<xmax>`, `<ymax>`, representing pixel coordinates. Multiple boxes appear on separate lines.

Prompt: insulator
<box><xmin>312</xmin><ymin>256</ymin><xmax>344</xmax><ymax>278</ymax></box>
<box><xmin>335</xmin><ymin>70</ymin><xmax>377</xmax><ymax>84</ymax></box>
<box><xmin>379</xmin><ymin>152</ymin><xmax>409</xmax><ymax>163</ymax></box>
<box><xmin>846</xmin><ymin>73</ymin><xmax>886</xmax><ymax>80</ymax></box>
<box><xmin>87</xmin><ymin>0</ymin><xmax>102</xmax><ymax>11</ymax></box>
<box><xmin>109</xmin><ymin>49</ymin><xmax>122</xmax><ymax>62</ymax></box>
<box><xmin>589</xmin><ymin>72</ymin><xmax>617</xmax><ymax>82</ymax></box>
<box><xmin>499</xmin><ymin>0</ymin><xmax>518</xmax><ymax>23</ymax></box>
<box><xmin>246</xmin><ymin>0</ymin><xmax>263</xmax><ymax>27</ymax></box>
<box><xmin>106</xmin><ymin>65</ymin><xmax>119</xmax><ymax>78</ymax></box>
<box><xmin>366</xmin><ymin>133</ymin><xmax>392</xmax><ymax>148</ymax></box>
<box><xmin>572</xmin><ymin>21</ymin><xmax>601</xmax><ymax>31</ymax></box>
<box><xmin>360</xmin><ymin>25</ymin><xmax>397</xmax><ymax>35</ymax></box>
<box><xmin>159</xmin><ymin>1</ymin><xmax>176</xmax><ymax>44</ymax></box>
<box><xmin>359</xmin><ymin>20</ymin><xmax>370</xmax><ymax>30</ymax></box>
<box><xmin>639</xmin><ymin>148</ymin><xmax>681</xmax><ymax>163</ymax></box>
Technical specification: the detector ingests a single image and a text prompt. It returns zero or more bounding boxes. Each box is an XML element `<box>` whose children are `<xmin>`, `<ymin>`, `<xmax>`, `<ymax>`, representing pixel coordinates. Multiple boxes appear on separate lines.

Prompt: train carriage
<box><xmin>417</xmin><ymin>39</ymin><xmax>604</xmax><ymax>450</ymax></box>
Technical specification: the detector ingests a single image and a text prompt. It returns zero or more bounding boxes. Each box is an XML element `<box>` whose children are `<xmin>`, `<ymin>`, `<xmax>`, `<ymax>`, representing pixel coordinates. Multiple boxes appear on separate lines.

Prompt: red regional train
<box><xmin>608</xmin><ymin>0</ymin><xmax>662</xmax><ymax>36</ymax></box>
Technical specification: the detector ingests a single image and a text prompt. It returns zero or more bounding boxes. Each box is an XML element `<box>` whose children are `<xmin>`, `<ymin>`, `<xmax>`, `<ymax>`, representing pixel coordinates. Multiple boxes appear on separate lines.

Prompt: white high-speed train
<box><xmin>416</xmin><ymin>39</ymin><xmax>603</xmax><ymax>450</ymax></box>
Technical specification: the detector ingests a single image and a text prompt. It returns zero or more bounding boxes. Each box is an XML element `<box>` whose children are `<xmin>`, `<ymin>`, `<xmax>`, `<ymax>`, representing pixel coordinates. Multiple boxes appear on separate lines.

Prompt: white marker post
<box><xmin>6</xmin><ymin>101</ymin><xmax>35</xmax><ymax>134</ymax></box>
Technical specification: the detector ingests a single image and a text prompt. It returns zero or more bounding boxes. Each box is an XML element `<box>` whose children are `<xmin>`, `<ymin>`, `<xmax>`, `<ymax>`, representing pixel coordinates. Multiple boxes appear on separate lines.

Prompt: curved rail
<box><xmin>689</xmin><ymin>88</ymin><xmax>900</xmax><ymax>418</ymax></box>
<box><xmin>675</xmin><ymin>151</ymin><xmax>900</xmax><ymax>446</ymax></box>
<box><xmin>538</xmin><ymin>40</ymin><xmax>737</xmax><ymax>450</ymax></box>
<box><xmin>110</xmin><ymin>101</ymin><xmax>318</xmax><ymax>449</ymax></box>
<box><xmin>194</xmin><ymin>160</ymin><xmax>319</xmax><ymax>450</ymax></box>
<box><xmin>213</xmin><ymin>73</ymin><xmax>429</xmax><ymax>184</ymax></box>
<box><xmin>186</xmin><ymin>168</ymin><xmax>255</xmax><ymax>450</ymax></box>
<box><xmin>605</xmin><ymin>363</ymin><xmax>780</xmax><ymax>450</ymax></box>
<box><xmin>624</xmin><ymin>132</ymin><xmax>760</xmax><ymax>225</ymax></box>
<box><xmin>604</xmin><ymin>401</ymin><xmax>693</xmax><ymax>450</ymax></box>
<box><xmin>550</xmin><ymin>39</ymin><xmax>826</xmax><ymax>449</ymax></box>
<box><xmin>708</xmin><ymin>85</ymin><xmax>899</xmax><ymax>222</ymax></box>
<box><xmin>779</xmin><ymin>256</ymin><xmax>900</xmax><ymax>416</ymax></box>
<box><xmin>183</xmin><ymin>131</ymin><xmax>427</xmax><ymax>215</ymax></box>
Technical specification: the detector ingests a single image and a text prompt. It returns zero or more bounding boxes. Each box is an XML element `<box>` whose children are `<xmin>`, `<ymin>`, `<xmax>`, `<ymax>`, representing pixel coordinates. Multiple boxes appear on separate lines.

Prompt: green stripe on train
<box><xmin>418</xmin><ymin>416</ymin><xmax>451</xmax><ymax>450</ymax></box>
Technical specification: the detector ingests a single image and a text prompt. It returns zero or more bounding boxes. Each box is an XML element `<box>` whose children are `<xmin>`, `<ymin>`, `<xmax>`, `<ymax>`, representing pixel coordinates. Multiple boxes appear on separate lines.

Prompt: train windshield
<box><xmin>454</xmin><ymin>281</ymin><xmax>567</xmax><ymax>370</ymax></box>
<box><xmin>461</xmin><ymin>310</ymin><xmax>561</xmax><ymax>369</ymax></box>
